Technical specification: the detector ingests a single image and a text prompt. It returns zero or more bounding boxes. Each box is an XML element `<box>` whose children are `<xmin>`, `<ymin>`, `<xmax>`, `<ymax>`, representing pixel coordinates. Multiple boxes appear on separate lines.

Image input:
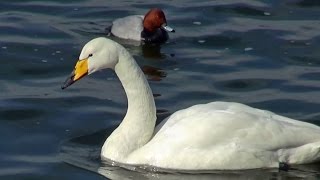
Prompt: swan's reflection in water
<box><xmin>61</xmin><ymin>131</ymin><xmax>320</xmax><ymax>180</ymax></box>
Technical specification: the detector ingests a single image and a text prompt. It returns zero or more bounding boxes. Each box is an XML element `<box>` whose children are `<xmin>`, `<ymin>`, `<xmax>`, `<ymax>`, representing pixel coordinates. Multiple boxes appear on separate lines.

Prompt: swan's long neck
<box><xmin>101</xmin><ymin>47</ymin><xmax>156</xmax><ymax>162</ymax></box>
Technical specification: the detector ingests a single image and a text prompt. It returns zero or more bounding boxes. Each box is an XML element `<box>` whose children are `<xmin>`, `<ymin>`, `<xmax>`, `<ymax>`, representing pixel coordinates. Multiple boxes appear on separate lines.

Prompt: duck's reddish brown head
<box><xmin>143</xmin><ymin>8</ymin><xmax>174</xmax><ymax>33</ymax></box>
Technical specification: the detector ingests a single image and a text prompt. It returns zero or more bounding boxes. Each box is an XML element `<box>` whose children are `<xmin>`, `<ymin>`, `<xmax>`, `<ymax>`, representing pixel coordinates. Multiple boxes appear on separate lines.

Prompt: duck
<box><xmin>110</xmin><ymin>8</ymin><xmax>175</xmax><ymax>43</ymax></box>
<box><xmin>62</xmin><ymin>37</ymin><xmax>320</xmax><ymax>171</ymax></box>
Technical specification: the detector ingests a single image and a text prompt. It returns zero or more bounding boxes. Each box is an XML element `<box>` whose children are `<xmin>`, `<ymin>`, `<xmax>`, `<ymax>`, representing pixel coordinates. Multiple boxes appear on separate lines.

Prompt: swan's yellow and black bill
<box><xmin>61</xmin><ymin>59</ymin><xmax>88</xmax><ymax>89</ymax></box>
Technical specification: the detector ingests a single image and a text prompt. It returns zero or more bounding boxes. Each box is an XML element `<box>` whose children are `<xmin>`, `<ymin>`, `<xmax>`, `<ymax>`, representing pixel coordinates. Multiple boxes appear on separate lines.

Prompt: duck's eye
<box><xmin>88</xmin><ymin>53</ymin><xmax>93</xmax><ymax>57</ymax></box>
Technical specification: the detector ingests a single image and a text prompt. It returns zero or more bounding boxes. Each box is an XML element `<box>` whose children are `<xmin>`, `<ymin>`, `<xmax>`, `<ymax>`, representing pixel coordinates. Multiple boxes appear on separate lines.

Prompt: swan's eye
<box><xmin>88</xmin><ymin>53</ymin><xmax>93</xmax><ymax>57</ymax></box>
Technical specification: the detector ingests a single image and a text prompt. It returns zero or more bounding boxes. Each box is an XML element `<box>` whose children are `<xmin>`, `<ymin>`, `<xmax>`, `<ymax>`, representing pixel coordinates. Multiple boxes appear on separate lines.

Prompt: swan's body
<box><xmin>125</xmin><ymin>102</ymin><xmax>320</xmax><ymax>170</ymax></box>
<box><xmin>62</xmin><ymin>37</ymin><xmax>320</xmax><ymax>170</ymax></box>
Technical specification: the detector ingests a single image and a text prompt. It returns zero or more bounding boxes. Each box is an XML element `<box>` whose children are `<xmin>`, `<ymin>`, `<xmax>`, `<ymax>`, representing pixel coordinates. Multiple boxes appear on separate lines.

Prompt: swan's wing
<box><xmin>111</xmin><ymin>15</ymin><xmax>144</xmax><ymax>41</ymax></box>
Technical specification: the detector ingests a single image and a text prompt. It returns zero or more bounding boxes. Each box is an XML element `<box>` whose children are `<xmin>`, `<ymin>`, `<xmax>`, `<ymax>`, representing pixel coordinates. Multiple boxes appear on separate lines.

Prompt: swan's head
<box><xmin>61</xmin><ymin>37</ymin><xmax>121</xmax><ymax>89</ymax></box>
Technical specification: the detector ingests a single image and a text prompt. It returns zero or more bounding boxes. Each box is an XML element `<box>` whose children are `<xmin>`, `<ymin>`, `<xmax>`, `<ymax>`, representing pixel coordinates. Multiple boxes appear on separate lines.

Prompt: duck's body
<box><xmin>111</xmin><ymin>15</ymin><xmax>144</xmax><ymax>41</ymax></box>
<box><xmin>63</xmin><ymin>37</ymin><xmax>320</xmax><ymax>171</ymax></box>
<box><xmin>110</xmin><ymin>8</ymin><xmax>174</xmax><ymax>43</ymax></box>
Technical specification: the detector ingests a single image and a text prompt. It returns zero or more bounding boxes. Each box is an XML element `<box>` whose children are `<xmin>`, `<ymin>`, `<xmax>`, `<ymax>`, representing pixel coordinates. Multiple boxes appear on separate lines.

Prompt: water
<box><xmin>1</xmin><ymin>0</ymin><xmax>320</xmax><ymax>179</ymax></box>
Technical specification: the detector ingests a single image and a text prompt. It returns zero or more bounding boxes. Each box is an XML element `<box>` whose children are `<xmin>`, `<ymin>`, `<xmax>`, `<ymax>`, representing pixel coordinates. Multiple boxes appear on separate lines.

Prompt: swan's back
<box><xmin>157</xmin><ymin>101</ymin><xmax>320</xmax><ymax>133</ymax></box>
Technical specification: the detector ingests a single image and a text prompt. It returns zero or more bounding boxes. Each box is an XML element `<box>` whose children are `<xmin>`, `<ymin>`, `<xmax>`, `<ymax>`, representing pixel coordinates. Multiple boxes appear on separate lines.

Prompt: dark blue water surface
<box><xmin>1</xmin><ymin>0</ymin><xmax>320</xmax><ymax>179</ymax></box>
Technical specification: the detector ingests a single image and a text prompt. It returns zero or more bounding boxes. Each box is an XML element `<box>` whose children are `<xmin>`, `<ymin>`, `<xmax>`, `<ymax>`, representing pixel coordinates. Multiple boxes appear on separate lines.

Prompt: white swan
<box><xmin>62</xmin><ymin>37</ymin><xmax>320</xmax><ymax>170</ymax></box>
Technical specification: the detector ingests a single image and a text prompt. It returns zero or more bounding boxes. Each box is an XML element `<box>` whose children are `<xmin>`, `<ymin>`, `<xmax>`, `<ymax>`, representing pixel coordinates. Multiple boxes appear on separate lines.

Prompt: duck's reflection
<box><xmin>141</xmin><ymin>43</ymin><xmax>166</xmax><ymax>59</ymax></box>
<box><xmin>142</xmin><ymin>65</ymin><xmax>167</xmax><ymax>81</ymax></box>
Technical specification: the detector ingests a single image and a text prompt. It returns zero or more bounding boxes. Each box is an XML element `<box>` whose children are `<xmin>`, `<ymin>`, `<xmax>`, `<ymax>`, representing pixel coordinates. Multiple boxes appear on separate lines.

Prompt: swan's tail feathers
<box><xmin>278</xmin><ymin>141</ymin><xmax>320</xmax><ymax>165</ymax></box>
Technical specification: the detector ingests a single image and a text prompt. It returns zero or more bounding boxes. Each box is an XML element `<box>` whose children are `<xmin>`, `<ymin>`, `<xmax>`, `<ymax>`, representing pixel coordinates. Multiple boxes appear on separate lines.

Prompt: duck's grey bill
<box><xmin>162</xmin><ymin>25</ymin><xmax>175</xmax><ymax>32</ymax></box>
